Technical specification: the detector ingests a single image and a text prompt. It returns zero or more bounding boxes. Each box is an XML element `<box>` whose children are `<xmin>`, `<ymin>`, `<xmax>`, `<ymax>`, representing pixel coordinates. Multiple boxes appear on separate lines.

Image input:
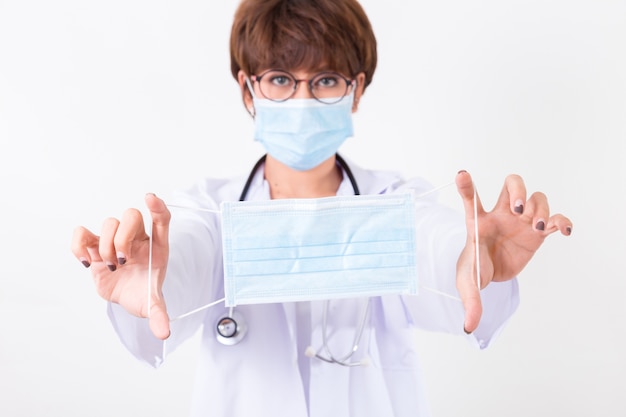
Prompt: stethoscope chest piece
<box><xmin>216</xmin><ymin>310</ymin><xmax>247</xmax><ymax>345</ymax></box>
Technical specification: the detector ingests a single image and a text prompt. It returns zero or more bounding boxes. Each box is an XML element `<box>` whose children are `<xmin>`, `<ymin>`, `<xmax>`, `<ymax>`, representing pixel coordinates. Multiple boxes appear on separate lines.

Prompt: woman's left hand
<box><xmin>455</xmin><ymin>171</ymin><xmax>573</xmax><ymax>333</ymax></box>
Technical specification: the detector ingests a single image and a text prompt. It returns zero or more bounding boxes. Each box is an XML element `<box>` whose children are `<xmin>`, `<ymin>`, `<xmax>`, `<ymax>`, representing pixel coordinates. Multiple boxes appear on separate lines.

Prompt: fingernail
<box><xmin>80</xmin><ymin>258</ymin><xmax>90</xmax><ymax>268</ymax></box>
<box><xmin>117</xmin><ymin>252</ymin><xmax>127</xmax><ymax>265</ymax></box>
<box><xmin>514</xmin><ymin>200</ymin><xmax>524</xmax><ymax>214</ymax></box>
<box><xmin>458</xmin><ymin>169</ymin><xmax>467</xmax><ymax>174</ymax></box>
<box><xmin>106</xmin><ymin>262</ymin><xmax>117</xmax><ymax>272</ymax></box>
<box><xmin>464</xmin><ymin>326</ymin><xmax>472</xmax><ymax>335</ymax></box>
<box><xmin>536</xmin><ymin>220</ymin><xmax>545</xmax><ymax>231</ymax></box>
<box><xmin>566</xmin><ymin>226</ymin><xmax>572</xmax><ymax>236</ymax></box>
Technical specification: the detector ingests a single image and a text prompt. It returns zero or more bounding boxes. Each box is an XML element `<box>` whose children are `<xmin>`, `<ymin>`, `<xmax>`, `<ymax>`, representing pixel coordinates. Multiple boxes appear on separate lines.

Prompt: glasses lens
<box><xmin>258</xmin><ymin>70</ymin><xmax>296</xmax><ymax>102</ymax></box>
<box><xmin>311</xmin><ymin>72</ymin><xmax>351</xmax><ymax>104</ymax></box>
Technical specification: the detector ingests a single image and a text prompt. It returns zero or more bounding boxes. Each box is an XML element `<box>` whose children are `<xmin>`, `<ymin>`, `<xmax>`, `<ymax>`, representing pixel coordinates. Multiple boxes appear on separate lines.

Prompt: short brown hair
<box><xmin>230</xmin><ymin>0</ymin><xmax>377</xmax><ymax>89</ymax></box>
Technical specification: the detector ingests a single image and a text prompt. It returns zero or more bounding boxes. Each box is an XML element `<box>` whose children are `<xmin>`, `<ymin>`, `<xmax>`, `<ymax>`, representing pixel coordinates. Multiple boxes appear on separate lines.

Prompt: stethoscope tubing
<box><xmin>318</xmin><ymin>298</ymin><xmax>371</xmax><ymax>367</ymax></box>
<box><xmin>238</xmin><ymin>153</ymin><xmax>360</xmax><ymax>201</ymax></box>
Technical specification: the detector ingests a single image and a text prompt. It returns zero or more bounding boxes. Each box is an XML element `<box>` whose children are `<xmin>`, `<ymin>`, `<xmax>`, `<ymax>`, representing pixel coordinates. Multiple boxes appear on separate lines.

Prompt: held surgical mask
<box><xmin>153</xmin><ymin>182</ymin><xmax>472</xmax><ymax>322</ymax></box>
<box><xmin>248</xmin><ymin>81</ymin><xmax>354</xmax><ymax>171</ymax></box>
<box><xmin>220</xmin><ymin>193</ymin><xmax>418</xmax><ymax>307</ymax></box>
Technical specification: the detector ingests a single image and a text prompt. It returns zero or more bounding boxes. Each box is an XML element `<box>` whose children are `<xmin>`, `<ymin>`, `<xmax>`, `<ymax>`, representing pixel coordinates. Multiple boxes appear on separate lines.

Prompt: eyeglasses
<box><xmin>251</xmin><ymin>69</ymin><xmax>355</xmax><ymax>104</ymax></box>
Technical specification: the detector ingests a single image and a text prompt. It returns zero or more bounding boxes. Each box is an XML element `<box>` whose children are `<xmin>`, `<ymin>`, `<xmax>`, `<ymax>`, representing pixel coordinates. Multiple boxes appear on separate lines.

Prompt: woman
<box><xmin>71</xmin><ymin>0</ymin><xmax>572</xmax><ymax>415</ymax></box>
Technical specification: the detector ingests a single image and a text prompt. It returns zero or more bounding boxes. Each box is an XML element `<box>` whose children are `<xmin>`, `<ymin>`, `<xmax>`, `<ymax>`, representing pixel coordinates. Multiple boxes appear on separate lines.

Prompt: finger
<box><xmin>495</xmin><ymin>174</ymin><xmax>527</xmax><ymax>214</ymax></box>
<box><xmin>456</xmin><ymin>248</ymin><xmax>483</xmax><ymax>333</ymax></box>
<box><xmin>546</xmin><ymin>213</ymin><xmax>573</xmax><ymax>236</ymax></box>
<box><xmin>145</xmin><ymin>193</ymin><xmax>171</xmax><ymax>249</ymax></box>
<box><xmin>455</xmin><ymin>170</ymin><xmax>485</xmax><ymax>219</ymax></box>
<box><xmin>113</xmin><ymin>208</ymin><xmax>146</xmax><ymax>265</ymax></box>
<box><xmin>99</xmin><ymin>217</ymin><xmax>121</xmax><ymax>272</ymax></box>
<box><xmin>456</xmin><ymin>171</ymin><xmax>484</xmax><ymax>333</ymax></box>
<box><xmin>144</xmin><ymin>194</ymin><xmax>171</xmax><ymax>340</ymax></box>
<box><xmin>71</xmin><ymin>226</ymin><xmax>100</xmax><ymax>268</ymax></box>
<box><xmin>148</xmin><ymin>297</ymin><xmax>171</xmax><ymax>340</ymax></box>
<box><xmin>461</xmin><ymin>292</ymin><xmax>482</xmax><ymax>334</ymax></box>
<box><xmin>524</xmin><ymin>191</ymin><xmax>550</xmax><ymax>232</ymax></box>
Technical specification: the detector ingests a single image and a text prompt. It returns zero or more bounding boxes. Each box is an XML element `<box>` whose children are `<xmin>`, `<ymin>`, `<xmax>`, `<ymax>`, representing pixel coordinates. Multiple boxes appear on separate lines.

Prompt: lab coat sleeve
<box><xmin>107</xmin><ymin>191</ymin><xmax>224</xmax><ymax>368</ymax></box>
<box><xmin>401</xmin><ymin>194</ymin><xmax>520</xmax><ymax>350</ymax></box>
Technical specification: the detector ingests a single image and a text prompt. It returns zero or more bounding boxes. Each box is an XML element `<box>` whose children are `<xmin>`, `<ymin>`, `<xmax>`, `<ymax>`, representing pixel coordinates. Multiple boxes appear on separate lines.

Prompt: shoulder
<box><xmin>169</xmin><ymin>175</ymin><xmax>248</xmax><ymax>210</ymax></box>
<box><xmin>342</xmin><ymin>156</ymin><xmax>435</xmax><ymax>196</ymax></box>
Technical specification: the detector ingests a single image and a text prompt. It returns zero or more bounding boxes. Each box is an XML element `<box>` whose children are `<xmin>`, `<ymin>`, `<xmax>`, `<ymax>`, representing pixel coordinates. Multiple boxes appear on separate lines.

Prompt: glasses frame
<box><xmin>251</xmin><ymin>69</ymin><xmax>355</xmax><ymax>104</ymax></box>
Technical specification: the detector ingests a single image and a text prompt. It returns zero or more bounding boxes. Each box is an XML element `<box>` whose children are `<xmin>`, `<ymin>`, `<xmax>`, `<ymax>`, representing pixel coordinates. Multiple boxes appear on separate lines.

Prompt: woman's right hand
<box><xmin>71</xmin><ymin>193</ymin><xmax>171</xmax><ymax>340</ymax></box>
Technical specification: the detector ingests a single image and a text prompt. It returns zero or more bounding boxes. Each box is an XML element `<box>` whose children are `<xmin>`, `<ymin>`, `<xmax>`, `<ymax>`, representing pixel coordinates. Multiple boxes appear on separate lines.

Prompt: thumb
<box><xmin>455</xmin><ymin>170</ymin><xmax>484</xmax><ymax>218</ymax></box>
<box><xmin>455</xmin><ymin>170</ymin><xmax>484</xmax><ymax>333</ymax></box>
<box><xmin>460</xmin><ymin>289</ymin><xmax>482</xmax><ymax>334</ymax></box>
<box><xmin>145</xmin><ymin>193</ymin><xmax>171</xmax><ymax>246</ymax></box>
<box><xmin>144</xmin><ymin>193</ymin><xmax>171</xmax><ymax>340</ymax></box>
<box><xmin>457</xmin><ymin>246</ymin><xmax>483</xmax><ymax>334</ymax></box>
<box><xmin>148</xmin><ymin>298</ymin><xmax>171</xmax><ymax>340</ymax></box>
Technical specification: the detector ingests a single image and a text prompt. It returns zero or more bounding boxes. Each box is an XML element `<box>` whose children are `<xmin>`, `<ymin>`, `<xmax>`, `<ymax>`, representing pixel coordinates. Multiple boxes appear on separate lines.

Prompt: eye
<box><xmin>269</xmin><ymin>74</ymin><xmax>294</xmax><ymax>87</ymax></box>
<box><xmin>314</xmin><ymin>74</ymin><xmax>340</xmax><ymax>89</ymax></box>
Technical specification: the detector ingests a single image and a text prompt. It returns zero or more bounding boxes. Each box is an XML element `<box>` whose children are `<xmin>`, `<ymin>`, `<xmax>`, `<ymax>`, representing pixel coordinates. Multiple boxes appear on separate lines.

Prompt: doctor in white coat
<box><xmin>71</xmin><ymin>0</ymin><xmax>573</xmax><ymax>415</ymax></box>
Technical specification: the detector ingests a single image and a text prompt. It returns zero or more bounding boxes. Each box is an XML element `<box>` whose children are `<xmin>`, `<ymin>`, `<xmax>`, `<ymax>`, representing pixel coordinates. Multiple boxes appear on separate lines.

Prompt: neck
<box><xmin>264</xmin><ymin>155</ymin><xmax>343</xmax><ymax>199</ymax></box>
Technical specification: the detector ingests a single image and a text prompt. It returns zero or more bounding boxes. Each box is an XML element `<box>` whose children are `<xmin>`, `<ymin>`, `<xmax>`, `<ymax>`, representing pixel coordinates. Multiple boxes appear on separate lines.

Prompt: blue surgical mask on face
<box><xmin>220</xmin><ymin>193</ymin><xmax>418</xmax><ymax>307</ymax></box>
<box><xmin>247</xmin><ymin>80</ymin><xmax>355</xmax><ymax>171</ymax></box>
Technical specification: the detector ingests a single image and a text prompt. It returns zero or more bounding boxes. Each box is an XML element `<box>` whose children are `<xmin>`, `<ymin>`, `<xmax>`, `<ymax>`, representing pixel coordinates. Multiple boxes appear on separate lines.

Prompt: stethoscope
<box><xmin>216</xmin><ymin>153</ymin><xmax>371</xmax><ymax>366</ymax></box>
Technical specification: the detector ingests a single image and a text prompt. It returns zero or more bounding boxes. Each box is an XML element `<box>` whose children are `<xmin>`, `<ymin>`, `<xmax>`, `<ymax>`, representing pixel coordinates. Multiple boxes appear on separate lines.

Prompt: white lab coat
<box><xmin>108</xmin><ymin>157</ymin><xmax>519</xmax><ymax>417</ymax></box>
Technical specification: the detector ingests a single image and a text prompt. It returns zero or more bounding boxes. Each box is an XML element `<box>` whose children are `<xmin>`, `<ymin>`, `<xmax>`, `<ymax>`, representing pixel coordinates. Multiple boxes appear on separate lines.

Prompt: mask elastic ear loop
<box><xmin>415</xmin><ymin>180</ymin><xmax>481</xmax><ymax>302</ymax></box>
<box><xmin>473</xmin><ymin>185</ymin><xmax>481</xmax><ymax>291</ymax></box>
<box><xmin>147</xmin><ymin>223</ymin><xmax>153</xmax><ymax>320</ymax></box>
<box><xmin>146</xmin><ymin>205</ymin><xmax>226</xmax><ymax>323</ymax></box>
<box><xmin>413</xmin><ymin>181</ymin><xmax>455</xmax><ymax>199</ymax></box>
<box><xmin>165</xmin><ymin>204</ymin><xmax>221</xmax><ymax>213</ymax></box>
<box><xmin>170</xmin><ymin>298</ymin><xmax>226</xmax><ymax>322</ymax></box>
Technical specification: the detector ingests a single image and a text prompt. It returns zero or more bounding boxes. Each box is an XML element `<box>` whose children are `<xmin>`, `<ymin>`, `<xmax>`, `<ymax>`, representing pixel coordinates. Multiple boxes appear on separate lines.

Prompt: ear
<box><xmin>351</xmin><ymin>72</ymin><xmax>366</xmax><ymax>113</ymax></box>
<box><xmin>238</xmin><ymin>70</ymin><xmax>255</xmax><ymax>116</ymax></box>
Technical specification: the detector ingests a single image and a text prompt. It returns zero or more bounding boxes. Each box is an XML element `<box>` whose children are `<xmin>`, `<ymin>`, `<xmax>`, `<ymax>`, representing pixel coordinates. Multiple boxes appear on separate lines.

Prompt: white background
<box><xmin>1</xmin><ymin>0</ymin><xmax>625</xmax><ymax>415</ymax></box>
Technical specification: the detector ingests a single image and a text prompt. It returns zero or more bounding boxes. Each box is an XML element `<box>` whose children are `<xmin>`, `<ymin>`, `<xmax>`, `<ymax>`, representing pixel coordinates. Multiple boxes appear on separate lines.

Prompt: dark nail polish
<box><xmin>566</xmin><ymin>226</ymin><xmax>572</xmax><ymax>236</ymax></box>
<box><xmin>464</xmin><ymin>326</ymin><xmax>472</xmax><ymax>335</ymax></box>
<box><xmin>118</xmin><ymin>257</ymin><xmax>127</xmax><ymax>265</ymax></box>
<box><xmin>458</xmin><ymin>169</ymin><xmax>467</xmax><ymax>174</ymax></box>
<box><xmin>106</xmin><ymin>263</ymin><xmax>117</xmax><ymax>272</ymax></box>
<box><xmin>514</xmin><ymin>204</ymin><xmax>524</xmax><ymax>214</ymax></box>
<box><xmin>81</xmin><ymin>260</ymin><xmax>90</xmax><ymax>268</ymax></box>
<box><xmin>536</xmin><ymin>220</ymin><xmax>545</xmax><ymax>231</ymax></box>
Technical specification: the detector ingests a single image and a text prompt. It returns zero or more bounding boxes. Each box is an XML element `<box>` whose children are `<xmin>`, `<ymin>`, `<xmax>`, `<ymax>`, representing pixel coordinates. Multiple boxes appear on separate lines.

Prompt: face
<box><xmin>238</xmin><ymin>69</ymin><xmax>366</xmax><ymax>115</ymax></box>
